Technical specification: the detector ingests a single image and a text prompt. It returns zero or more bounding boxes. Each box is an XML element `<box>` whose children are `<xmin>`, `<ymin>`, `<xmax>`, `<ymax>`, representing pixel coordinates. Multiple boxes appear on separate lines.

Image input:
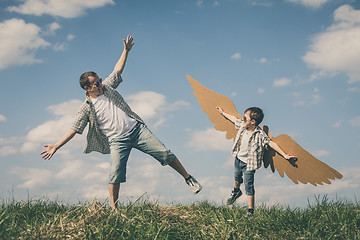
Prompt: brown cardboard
<box><xmin>187</xmin><ymin>75</ymin><xmax>343</xmax><ymax>186</ymax></box>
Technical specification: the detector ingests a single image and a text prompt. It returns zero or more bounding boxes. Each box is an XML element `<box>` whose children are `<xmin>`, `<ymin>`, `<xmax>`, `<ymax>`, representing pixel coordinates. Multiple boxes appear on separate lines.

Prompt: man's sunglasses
<box><xmin>91</xmin><ymin>78</ymin><xmax>102</xmax><ymax>88</ymax></box>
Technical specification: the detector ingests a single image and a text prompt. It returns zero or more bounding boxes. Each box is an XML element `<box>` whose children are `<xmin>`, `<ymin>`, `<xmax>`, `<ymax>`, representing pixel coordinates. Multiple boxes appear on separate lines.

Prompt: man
<box><xmin>41</xmin><ymin>35</ymin><xmax>202</xmax><ymax>208</ymax></box>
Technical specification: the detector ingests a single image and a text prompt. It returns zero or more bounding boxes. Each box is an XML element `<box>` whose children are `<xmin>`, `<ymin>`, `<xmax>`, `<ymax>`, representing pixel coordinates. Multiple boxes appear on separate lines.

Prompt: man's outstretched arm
<box><xmin>40</xmin><ymin>129</ymin><xmax>76</xmax><ymax>160</ymax></box>
<box><xmin>114</xmin><ymin>35</ymin><xmax>135</xmax><ymax>74</ymax></box>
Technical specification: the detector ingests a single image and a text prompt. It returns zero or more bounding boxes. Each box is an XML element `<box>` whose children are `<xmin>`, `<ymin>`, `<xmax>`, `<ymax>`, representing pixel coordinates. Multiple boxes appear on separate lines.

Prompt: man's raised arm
<box><xmin>114</xmin><ymin>35</ymin><xmax>135</xmax><ymax>74</ymax></box>
<box><xmin>40</xmin><ymin>129</ymin><xmax>77</xmax><ymax>160</ymax></box>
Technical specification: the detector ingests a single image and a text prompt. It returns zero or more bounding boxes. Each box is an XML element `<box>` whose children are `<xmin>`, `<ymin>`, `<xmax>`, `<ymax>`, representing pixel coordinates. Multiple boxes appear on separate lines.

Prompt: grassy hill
<box><xmin>0</xmin><ymin>196</ymin><xmax>359</xmax><ymax>239</ymax></box>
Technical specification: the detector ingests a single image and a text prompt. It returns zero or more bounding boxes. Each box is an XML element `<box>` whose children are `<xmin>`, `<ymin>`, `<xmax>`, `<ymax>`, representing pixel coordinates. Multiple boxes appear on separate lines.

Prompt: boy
<box><xmin>216</xmin><ymin>106</ymin><xmax>296</xmax><ymax>216</ymax></box>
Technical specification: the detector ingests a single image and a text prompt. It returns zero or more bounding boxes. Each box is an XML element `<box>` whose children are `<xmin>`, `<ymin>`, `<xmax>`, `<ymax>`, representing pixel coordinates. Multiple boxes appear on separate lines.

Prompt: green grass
<box><xmin>0</xmin><ymin>196</ymin><xmax>359</xmax><ymax>239</ymax></box>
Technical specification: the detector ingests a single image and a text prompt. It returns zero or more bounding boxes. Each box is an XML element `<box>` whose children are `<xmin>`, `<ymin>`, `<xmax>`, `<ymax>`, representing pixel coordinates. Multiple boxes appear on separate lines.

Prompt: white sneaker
<box><xmin>185</xmin><ymin>175</ymin><xmax>202</xmax><ymax>194</ymax></box>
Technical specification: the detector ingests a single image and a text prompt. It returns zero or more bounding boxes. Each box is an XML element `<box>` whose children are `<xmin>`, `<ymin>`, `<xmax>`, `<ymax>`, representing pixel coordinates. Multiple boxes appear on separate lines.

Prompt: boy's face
<box><xmin>243</xmin><ymin>111</ymin><xmax>256</xmax><ymax>129</ymax></box>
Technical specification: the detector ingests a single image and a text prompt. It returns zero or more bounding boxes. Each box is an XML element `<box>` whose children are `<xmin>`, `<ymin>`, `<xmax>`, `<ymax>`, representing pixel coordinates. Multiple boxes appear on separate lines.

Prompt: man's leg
<box><xmin>109</xmin><ymin>183</ymin><xmax>120</xmax><ymax>209</ymax></box>
<box><xmin>134</xmin><ymin>123</ymin><xmax>202</xmax><ymax>193</ymax></box>
<box><xmin>169</xmin><ymin>157</ymin><xmax>190</xmax><ymax>179</ymax></box>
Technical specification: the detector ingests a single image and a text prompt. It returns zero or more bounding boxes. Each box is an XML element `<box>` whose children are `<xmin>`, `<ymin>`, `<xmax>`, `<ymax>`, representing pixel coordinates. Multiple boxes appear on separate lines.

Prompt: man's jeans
<box><xmin>108</xmin><ymin>123</ymin><xmax>176</xmax><ymax>184</ymax></box>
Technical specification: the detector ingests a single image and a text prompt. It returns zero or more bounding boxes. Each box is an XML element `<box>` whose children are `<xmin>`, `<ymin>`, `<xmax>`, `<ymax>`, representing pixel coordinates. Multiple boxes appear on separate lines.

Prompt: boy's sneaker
<box><xmin>185</xmin><ymin>175</ymin><xmax>202</xmax><ymax>194</ymax></box>
<box><xmin>244</xmin><ymin>211</ymin><xmax>253</xmax><ymax>218</ymax></box>
<box><xmin>226</xmin><ymin>189</ymin><xmax>242</xmax><ymax>205</ymax></box>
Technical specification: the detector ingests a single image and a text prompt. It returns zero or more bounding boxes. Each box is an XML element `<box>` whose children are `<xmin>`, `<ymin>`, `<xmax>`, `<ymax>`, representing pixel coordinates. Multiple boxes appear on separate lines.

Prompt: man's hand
<box><xmin>40</xmin><ymin>144</ymin><xmax>58</xmax><ymax>160</ymax></box>
<box><xmin>123</xmin><ymin>35</ymin><xmax>134</xmax><ymax>52</ymax></box>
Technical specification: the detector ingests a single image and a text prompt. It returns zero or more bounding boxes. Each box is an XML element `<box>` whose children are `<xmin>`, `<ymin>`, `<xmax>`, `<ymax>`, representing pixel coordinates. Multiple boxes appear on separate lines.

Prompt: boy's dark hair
<box><xmin>79</xmin><ymin>71</ymin><xmax>97</xmax><ymax>89</ymax></box>
<box><xmin>245</xmin><ymin>107</ymin><xmax>264</xmax><ymax>126</ymax></box>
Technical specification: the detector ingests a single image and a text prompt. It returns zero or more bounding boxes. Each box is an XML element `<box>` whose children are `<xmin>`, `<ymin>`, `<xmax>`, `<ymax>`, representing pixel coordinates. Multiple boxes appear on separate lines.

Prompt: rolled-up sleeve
<box><xmin>71</xmin><ymin>104</ymin><xmax>89</xmax><ymax>134</ymax></box>
<box><xmin>234</xmin><ymin>119</ymin><xmax>244</xmax><ymax>130</ymax></box>
<box><xmin>103</xmin><ymin>70</ymin><xmax>123</xmax><ymax>89</ymax></box>
<box><xmin>261</xmin><ymin>132</ymin><xmax>271</xmax><ymax>149</ymax></box>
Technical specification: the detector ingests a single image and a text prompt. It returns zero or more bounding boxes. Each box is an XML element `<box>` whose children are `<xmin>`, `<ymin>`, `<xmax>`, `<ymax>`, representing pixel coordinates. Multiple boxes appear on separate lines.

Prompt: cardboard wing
<box><xmin>187</xmin><ymin>75</ymin><xmax>343</xmax><ymax>185</ymax></box>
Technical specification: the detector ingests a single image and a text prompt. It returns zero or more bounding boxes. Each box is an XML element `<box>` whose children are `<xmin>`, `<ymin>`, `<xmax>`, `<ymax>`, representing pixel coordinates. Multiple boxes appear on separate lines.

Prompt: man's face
<box><xmin>86</xmin><ymin>75</ymin><xmax>103</xmax><ymax>97</ymax></box>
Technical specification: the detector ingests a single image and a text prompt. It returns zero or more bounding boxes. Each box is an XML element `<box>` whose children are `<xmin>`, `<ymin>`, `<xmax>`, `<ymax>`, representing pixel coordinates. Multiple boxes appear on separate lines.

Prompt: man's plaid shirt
<box><xmin>231</xmin><ymin>119</ymin><xmax>271</xmax><ymax>171</ymax></box>
<box><xmin>71</xmin><ymin>70</ymin><xmax>144</xmax><ymax>154</ymax></box>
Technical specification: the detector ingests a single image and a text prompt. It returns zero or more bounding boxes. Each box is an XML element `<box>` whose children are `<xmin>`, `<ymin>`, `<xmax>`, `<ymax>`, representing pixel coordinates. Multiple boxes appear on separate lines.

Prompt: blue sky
<box><xmin>1</xmin><ymin>0</ymin><xmax>360</xmax><ymax>208</ymax></box>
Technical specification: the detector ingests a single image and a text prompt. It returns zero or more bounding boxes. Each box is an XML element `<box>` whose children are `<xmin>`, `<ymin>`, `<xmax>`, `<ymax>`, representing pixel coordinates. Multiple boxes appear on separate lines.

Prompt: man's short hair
<box><xmin>245</xmin><ymin>107</ymin><xmax>264</xmax><ymax>126</ymax></box>
<box><xmin>79</xmin><ymin>71</ymin><xmax>97</xmax><ymax>89</ymax></box>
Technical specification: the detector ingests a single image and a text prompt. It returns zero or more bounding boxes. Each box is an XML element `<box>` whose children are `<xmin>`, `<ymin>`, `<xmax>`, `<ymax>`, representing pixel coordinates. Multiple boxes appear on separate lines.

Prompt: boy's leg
<box><xmin>227</xmin><ymin>157</ymin><xmax>243</xmax><ymax>205</ymax></box>
<box><xmin>109</xmin><ymin>183</ymin><xmax>120</xmax><ymax>209</ymax></box>
<box><xmin>248</xmin><ymin>195</ymin><xmax>254</xmax><ymax>209</ymax></box>
<box><xmin>244</xmin><ymin>169</ymin><xmax>255</xmax><ymax>215</ymax></box>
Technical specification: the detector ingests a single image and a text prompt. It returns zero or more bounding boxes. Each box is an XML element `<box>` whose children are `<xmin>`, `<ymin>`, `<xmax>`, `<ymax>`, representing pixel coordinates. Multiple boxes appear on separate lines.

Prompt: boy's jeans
<box><xmin>234</xmin><ymin>157</ymin><xmax>255</xmax><ymax>196</ymax></box>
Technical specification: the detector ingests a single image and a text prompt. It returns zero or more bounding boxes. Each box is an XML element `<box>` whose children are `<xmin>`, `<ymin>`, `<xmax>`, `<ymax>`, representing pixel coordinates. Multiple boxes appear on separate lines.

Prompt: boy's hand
<box><xmin>284</xmin><ymin>154</ymin><xmax>297</xmax><ymax>161</ymax></box>
<box><xmin>216</xmin><ymin>106</ymin><xmax>224</xmax><ymax>114</ymax></box>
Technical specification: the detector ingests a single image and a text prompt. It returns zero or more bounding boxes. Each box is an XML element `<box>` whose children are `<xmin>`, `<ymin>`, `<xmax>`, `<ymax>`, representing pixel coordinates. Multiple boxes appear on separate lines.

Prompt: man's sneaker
<box><xmin>185</xmin><ymin>175</ymin><xmax>202</xmax><ymax>194</ymax></box>
<box><xmin>226</xmin><ymin>189</ymin><xmax>242</xmax><ymax>205</ymax></box>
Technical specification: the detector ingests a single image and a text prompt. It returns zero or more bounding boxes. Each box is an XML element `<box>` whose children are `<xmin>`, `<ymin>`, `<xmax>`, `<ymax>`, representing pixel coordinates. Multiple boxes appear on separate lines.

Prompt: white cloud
<box><xmin>332</xmin><ymin>121</ymin><xmax>342</xmax><ymax>128</ymax></box>
<box><xmin>247</xmin><ymin>0</ymin><xmax>272</xmax><ymax>7</ymax></box>
<box><xmin>67</xmin><ymin>34</ymin><xmax>75</xmax><ymax>41</ymax></box>
<box><xmin>273</xmin><ymin>77</ymin><xmax>292</xmax><ymax>87</ymax></box>
<box><xmin>231</xmin><ymin>52</ymin><xmax>241</xmax><ymax>60</ymax></box>
<box><xmin>0</xmin><ymin>18</ymin><xmax>50</xmax><ymax>70</ymax></box>
<box><xmin>257</xmin><ymin>88</ymin><xmax>265</xmax><ymax>94</ymax></box>
<box><xmin>285</xmin><ymin>0</ymin><xmax>330</xmax><ymax>9</ymax></box>
<box><xmin>10</xmin><ymin>167</ymin><xmax>56</xmax><ymax>190</ymax></box>
<box><xmin>0</xmin><ymin>136</ymin><xmax>25</xmax><ymax>145</ymax></box>
<box><xmin>197</xmin><ymin>0</ymin><xmax>204</xmax><ymax>7</ymax></box>
<box><xmin>0</xmin><ymin>146</ymin><xmax>18</xmax><ymax>157</ymax></box>
<box><xmin>126</xmin><ymin>91</ymin><xmax>189</xmax><ymax>128</ymax></box>
<box><xmin>252</xmin><ymin>166</ymin><xmax>359</xmax><ymax>207</ymax></box>
<box><xmin>303</xmin><ymin>5</ymin><xmax>360</xmax><ymax>83</ymax></box>
<box><xmin>348</xmin><ymin>86</ymin><xmax>360</xmax><ymax>93</ymax></box>
<box><xmin>311</xmin><ymin>150</ymin><xmax>330</xmax><ymax>157</ymax></box>
<box><xmin>308</xmin><ymin>70</ymin><xmax>337</xmax><ymax>82</ymax></box>
<box><xmin>7</xmin><ymin>0</ymin><xmax>115</xmax><ymax>18</ymax></box>
<box><xmin>21</xmin><ymin>99</ymin><xmax>83</xmax><ymax>153</ymax></box>
<box><xmin>187</xmin><ymin>128</ymin><xmax>232</xmax><ymax>151</ymax></box>
<box><xmin>291</xmin><ymin>88</ymin><xmax>323</xmax><ymax>106</ymax></box>
<box><xmin>349</xmin><ymin>116</ymin><xmax>360</xmax><ymax>127</ymax></box>
<box><xmin>44</xmin><ymin>22</ymin><xmax>61</xmax><ymax>35</ymax></box>
<box><xmin>256</xmin><ymin>57</ymin><xmax>268</xmax><ymax>64</ymax></box>
<box><xmin>53</xmin><ymin>42</ymin><xmax>66</xmax><ymax>51</ymax></box>
<box><xmin>0</xmin><ymin>114</ymin><xmax>7</xmax><ymax>122</ymax></box>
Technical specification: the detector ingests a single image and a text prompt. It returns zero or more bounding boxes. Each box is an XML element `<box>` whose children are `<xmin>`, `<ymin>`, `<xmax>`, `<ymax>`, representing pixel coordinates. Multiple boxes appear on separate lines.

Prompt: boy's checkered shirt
<box><xmin>231</xmin><ymin>119</ymin><xmax>271</xmax><ymax>171</ymax></box>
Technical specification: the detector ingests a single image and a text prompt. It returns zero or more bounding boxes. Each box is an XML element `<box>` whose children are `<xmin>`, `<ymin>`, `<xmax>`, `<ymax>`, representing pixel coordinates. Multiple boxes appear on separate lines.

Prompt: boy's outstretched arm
<box><xmin>269</xmin><ymin>140</ymin><xmax>297</xmax><ymax>160</ymax></box>
<box><xmin>216</xmin><ymin>107</ymin><xmax>238</xmax><ymax>123</ymax></box>
<box><xmin>40</xmin><ymin>129</ymin><xmax>77</xmax><ymax>160</ymax></box>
